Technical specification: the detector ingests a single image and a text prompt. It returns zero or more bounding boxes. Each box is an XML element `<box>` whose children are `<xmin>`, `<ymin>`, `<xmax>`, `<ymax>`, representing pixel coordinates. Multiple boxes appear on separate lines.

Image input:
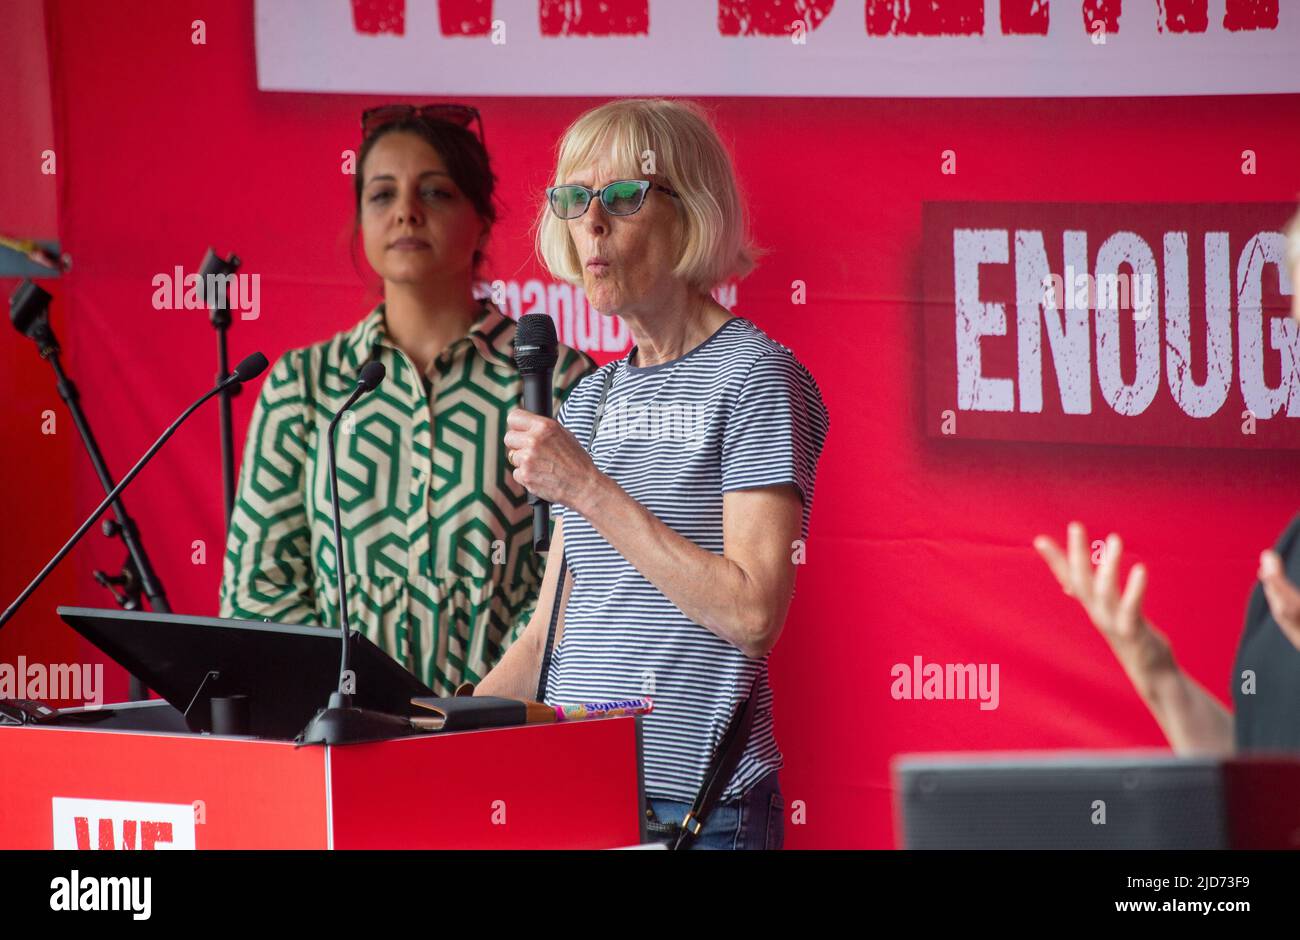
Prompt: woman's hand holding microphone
<box><xmin>503</xmin><ymin>407</ymin><xmax>605</xmax><ymax>514</ymax></box>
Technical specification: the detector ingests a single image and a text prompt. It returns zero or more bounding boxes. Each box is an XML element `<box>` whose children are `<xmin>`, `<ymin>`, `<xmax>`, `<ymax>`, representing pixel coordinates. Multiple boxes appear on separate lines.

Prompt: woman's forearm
<box><xmin>476</xmin><ymin>627</ymin><xmax>542</xmax><ymax>700</ymax></box>
<box><xmin>573</xmin><ymin>473</ymin><xmax>776</xmax><ymax>658</ymax></box>
<box><xmin>1141</xmin><ymin>659</ymin><xmax>1235</xmax><ymax>756</ymax></box>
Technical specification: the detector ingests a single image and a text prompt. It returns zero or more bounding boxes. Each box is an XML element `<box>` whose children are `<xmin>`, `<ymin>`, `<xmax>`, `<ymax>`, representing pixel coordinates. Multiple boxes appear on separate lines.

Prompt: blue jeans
<box><xmin>643</xmin><ymin>770</ymin><xmax>784</xmax><ymax>850</ymax></box>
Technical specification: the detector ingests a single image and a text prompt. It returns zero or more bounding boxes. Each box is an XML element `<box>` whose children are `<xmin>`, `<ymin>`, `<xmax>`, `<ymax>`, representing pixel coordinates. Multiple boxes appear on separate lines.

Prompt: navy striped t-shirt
<box><xmin>546</xmin><ymin>315</ymin><xmax>830</xmax><ymax>803</ymax></box>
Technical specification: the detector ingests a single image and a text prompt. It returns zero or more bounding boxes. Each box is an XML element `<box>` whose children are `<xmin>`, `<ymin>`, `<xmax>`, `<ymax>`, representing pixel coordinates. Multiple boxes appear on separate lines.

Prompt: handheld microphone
<box><xmin>513</xmin><ymin>314</ymin><xmax>559</xmax><ymax>553</ymax></box>
<box><xmin>0</xmin><ymin>351</ymin><xmax>270</xmax><ymax>631</ymax></box>
<box><xmin>298</xmin><ymin>359</ymin><xmax>413</xmax><ymax>745</ymax></box>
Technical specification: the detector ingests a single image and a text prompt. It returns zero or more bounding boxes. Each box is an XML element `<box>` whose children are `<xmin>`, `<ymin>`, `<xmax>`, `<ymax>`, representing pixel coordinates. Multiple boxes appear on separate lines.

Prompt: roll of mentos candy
<box><xmin>555</xmin><ymin>698</ymin><xmax>654</xmax><ymax>722</ymax></box>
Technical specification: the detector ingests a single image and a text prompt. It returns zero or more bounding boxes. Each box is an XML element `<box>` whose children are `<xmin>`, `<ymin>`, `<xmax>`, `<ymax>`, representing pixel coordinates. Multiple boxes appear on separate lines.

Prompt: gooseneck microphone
<box><xmin>325</xmin><ymin>360</ymin><xmax>386</xmax><ymax>691</ymax></box>
<box><xmin>513</xmin><ymin>314</ymin><xmax>559</xmax><ymax>553</ymax></box>
<box><xmin>298</xmin><ymin>360</ymin><xmax>413</xmax><ymax>745</ymax></box>
<box><xmin>0</xmin><ymin>351</ymin><xmax>270</xmax><ymax>631</ymax></box>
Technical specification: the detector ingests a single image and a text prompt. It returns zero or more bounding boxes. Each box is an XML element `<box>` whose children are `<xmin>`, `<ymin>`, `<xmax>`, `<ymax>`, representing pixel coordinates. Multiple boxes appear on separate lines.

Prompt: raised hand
<box><xmin>1033</xmin><ymin>522</ymin><xmax>1175</xmax><ymax>695</ymax></box>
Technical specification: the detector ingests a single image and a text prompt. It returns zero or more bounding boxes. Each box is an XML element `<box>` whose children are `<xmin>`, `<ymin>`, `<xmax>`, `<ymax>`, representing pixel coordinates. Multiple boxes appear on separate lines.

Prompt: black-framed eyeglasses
<box><xmin>360</xmin><ymin>103</ymin><xmax>486</xmax><ymax>147</ymax></box>
<box><xmin>546</xmin><ymin>179</ymin><xmax>680</xmax><ymax>220</ymax></box>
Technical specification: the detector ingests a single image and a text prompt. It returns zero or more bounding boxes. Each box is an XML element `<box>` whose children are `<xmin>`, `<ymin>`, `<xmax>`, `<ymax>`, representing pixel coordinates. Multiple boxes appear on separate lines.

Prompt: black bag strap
<box><xmin>533</xmin><ymin>553</ymin><xmax>566</xmax><ymax>702</ymax></box>
<box><xmin>671</xmin><ymin>674</ymin><xmax>761</xmax><ymax>850</ymax></box>
<box><xmin>535</xmin><ymin>366</ymin><xmax>615</xmax><ymax>703</ymax></box>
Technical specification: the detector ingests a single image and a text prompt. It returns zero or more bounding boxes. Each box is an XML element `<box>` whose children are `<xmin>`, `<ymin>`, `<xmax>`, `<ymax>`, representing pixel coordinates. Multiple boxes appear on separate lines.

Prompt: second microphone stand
<box><xmin>198</xmin><ymin>248</ymin><xmax>242</xmax><ymax>526</ymax></box>
<box><xmin>10</xmin><ymin>280</ymin><xmax>170</xmax><ymax>701</ymax></box>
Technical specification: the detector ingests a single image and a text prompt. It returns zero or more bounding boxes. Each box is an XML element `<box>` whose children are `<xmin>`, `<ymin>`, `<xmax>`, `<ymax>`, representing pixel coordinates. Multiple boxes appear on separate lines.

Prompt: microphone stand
<box><xmin>298</xmin><ymin>362</ymin><xmax>413</xmax><ymax>746</ymax></box>
<box><xmin>0</xmin><ymin>353</ymin><xmax>267</xmax><ymax>639</ymax></box>
<box><xmin>0</xmin><ymin>348</ymin><xmax>270</xmax><ymax>633</ymax></box>
<box><xmin>9</xmin><ymin>280</ymin><xmax>173</xmax><ymax>700</ymax></box>
<box><xmin>198</xmin><ymin>248</ymin><xmax>241</xmax><ymax>527</ymax></box>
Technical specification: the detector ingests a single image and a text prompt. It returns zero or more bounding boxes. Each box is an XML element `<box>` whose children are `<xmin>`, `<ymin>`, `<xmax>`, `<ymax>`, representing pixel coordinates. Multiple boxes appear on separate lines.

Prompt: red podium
<box><xmin>1</xmin><ymin>717</ymin><xmax>645</xmax><ymax>849</ymax></box>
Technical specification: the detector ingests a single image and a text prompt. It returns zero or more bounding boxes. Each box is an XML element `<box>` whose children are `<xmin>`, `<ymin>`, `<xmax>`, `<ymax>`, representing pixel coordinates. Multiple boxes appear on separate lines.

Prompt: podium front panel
<box><xmin>327</xmin><ymin>717</ymin><xmax>645</xmax><ymax>849</ymax></box>
<box><xmin>2</xmin><ymin>725</ymin><xmax>329</xmax><ymax>849</ymax></box>
<box><xmin>1</xmin><ymin>716</ymin><xmax>644</xmax><ymax>849</ymax></box>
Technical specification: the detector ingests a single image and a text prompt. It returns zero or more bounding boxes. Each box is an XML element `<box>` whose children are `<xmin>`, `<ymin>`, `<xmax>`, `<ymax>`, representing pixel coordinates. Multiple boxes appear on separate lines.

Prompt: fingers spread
<box><xmin>1116</xmin><ymin>562</ymin><xmax>1147</xmax><ymax>638</ymax></box>
<box><xmin>1033</xmin><ymin>536</ymin><xmax>1072</xmax><ymax>593</ymax></box>
<box><xmin>1067</xmin><ymin>522</ymin><xmax>1092</xmax><ymax>602</ymax></box>
<box><xmin>1095</xmin><ymin>533</ymin><xmax>1122</xmax><ymax>607</ymax></box>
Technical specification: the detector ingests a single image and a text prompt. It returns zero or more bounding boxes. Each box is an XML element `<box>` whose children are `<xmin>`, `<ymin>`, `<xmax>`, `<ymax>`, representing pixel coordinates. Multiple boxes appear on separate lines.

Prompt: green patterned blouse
<box><xmin>219</xmin><ymin>300</ymin><xmax>595</xmax><ymax>694</ymax></box>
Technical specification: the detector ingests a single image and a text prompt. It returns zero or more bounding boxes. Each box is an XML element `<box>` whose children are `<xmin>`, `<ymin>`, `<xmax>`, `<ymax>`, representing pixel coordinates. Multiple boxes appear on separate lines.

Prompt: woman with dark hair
<box><xmin>220</xmin><ymin>104</ymin><xmax>594</xmax><ymax>694</ymax></box>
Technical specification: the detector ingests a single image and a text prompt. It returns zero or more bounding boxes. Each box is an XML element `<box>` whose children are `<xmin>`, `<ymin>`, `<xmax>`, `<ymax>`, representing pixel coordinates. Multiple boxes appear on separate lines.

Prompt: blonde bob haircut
<box><xmin>536</xmin><ymin>98</ymin><xmax>758</xmax><ymax>294</ymax></box>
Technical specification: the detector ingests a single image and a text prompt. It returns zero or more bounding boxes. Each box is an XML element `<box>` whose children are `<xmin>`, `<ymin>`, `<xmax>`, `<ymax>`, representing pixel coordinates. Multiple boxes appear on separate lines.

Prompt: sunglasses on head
<box><xmin>360</xmin><ymin>103</ymin><xmax>486</xmax><ymax>146</ymax></box>
<box><xmin>546</xmin><ymin>179</ymin><xmax>681</xmax><ymax>220</ymax></box>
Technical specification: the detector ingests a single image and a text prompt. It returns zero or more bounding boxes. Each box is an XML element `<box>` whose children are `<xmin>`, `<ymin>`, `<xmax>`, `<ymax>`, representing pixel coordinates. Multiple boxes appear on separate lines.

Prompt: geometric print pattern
<box><xmin>219</xmin><ymin>300</ymin><xmax>595</xmax><ymax>695</ymax></box>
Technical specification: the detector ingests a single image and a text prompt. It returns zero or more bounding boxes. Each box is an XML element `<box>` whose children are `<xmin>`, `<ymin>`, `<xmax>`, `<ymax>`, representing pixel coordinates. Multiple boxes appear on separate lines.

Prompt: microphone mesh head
<box><xmin>359</xmin><ymin>360</ymin><xmax>386</xmax><ymax>390</ymax></box>
<box><xmin>9</xmin><ymin>280</ymin><xmax>53</xmax><ymax>338</ymax></box>
<box><xmin>514</xmin><ymin>313</ymin><xmax>558</xmax><ymax>373</ymax></box>
<box><xmin>233</xmin><ymin>351</ymin><xmax>269</xmax><ymax>381</ymax></box>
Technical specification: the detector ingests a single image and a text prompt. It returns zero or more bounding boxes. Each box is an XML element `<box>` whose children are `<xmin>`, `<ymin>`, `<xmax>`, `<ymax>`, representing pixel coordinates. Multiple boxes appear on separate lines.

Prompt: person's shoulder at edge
<box><xmin>717</xmin><ymin>313</ymin><xmax>807</xmax><ymax>363</ymax></box>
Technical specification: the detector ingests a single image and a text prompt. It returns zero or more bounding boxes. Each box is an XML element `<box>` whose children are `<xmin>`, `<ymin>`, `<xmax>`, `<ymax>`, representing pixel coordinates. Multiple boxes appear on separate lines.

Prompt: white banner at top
<box><xmin>255</xmin><ymin>0</ymin><xmax>1299</xmax><ymax>98</ymax></box>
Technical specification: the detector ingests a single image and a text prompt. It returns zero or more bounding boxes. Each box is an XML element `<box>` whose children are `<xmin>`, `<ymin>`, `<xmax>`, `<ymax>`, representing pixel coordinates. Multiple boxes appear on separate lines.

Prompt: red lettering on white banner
<box><xmin>541</xmin><ymin>0</ymin><xmax>648</xmax><ymax>36</ymax></box>
<box><xmin>54</xmin><ymin>798</ymin><xmax>196</xmax><ymax>850</ymax></box>
<box><xmin>718</xmin><ymin>0</ymin><xmax>835</xmax><ymax>35</ymax></box>
<box><xmin>257</xmin><ymin>0</ymin><xmax>1292</xmax><ymax>96</ymax></box>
